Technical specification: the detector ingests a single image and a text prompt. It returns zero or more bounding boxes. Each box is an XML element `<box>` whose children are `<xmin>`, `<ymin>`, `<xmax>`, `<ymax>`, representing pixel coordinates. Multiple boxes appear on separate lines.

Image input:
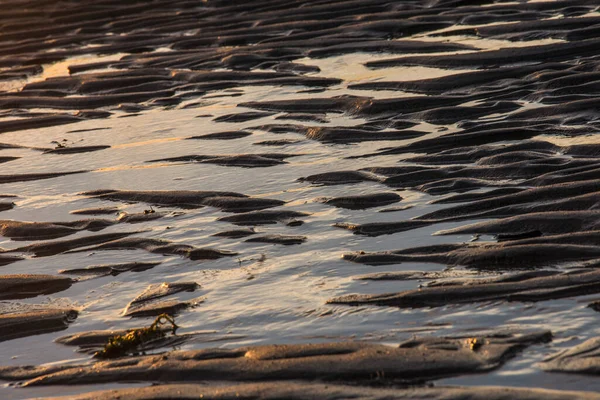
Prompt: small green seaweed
<box><xmin>94</xmin><ymin>313</ymin><xmax>178</xmax><ymax>359</ymax></box>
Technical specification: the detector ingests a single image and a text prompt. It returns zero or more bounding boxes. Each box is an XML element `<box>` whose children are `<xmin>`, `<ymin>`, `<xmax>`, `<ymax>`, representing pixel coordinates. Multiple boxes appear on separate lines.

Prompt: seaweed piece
<box><xmin>94</xmin><ymin>313</ymin><xmax>178</xmax><ymax>359</ymax></box>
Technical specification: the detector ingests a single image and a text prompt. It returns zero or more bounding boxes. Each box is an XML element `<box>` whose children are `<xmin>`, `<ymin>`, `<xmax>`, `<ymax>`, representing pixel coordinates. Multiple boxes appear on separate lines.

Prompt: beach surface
<box><xmin>1</xmin><ymin>0</ymin><xmax>600</xmax><ymax>398</ymax></box>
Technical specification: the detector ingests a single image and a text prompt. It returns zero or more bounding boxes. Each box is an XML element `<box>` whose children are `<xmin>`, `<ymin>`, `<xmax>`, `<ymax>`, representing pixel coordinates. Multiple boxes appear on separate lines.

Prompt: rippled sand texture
<box><xmin>2</xmin><ymin>0</ymin><xmax>600</xmax><ymax>398</ymax></box>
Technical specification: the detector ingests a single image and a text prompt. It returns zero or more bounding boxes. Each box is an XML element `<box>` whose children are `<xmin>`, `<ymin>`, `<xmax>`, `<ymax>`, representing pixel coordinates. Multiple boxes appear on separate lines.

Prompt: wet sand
<box><xmin>1</xmin><ymin>0</ymin><xmax>600</xmax><ymax>398</ymax></box>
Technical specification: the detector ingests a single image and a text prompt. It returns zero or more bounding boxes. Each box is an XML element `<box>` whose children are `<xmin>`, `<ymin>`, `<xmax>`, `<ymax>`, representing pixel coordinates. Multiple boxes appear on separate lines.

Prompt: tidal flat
<box><xmin>2</xmin><ymin>0</ymin><xmax>600</xmax><ymax>399</ymax></box>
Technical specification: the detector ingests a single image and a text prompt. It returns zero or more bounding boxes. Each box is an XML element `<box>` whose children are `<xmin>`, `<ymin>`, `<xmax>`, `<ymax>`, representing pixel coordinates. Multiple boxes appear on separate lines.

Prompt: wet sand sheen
<box><xmin>2</xmin><ymin>0</ymin><xmax>600</xmax><ymax>398</ymax></box>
